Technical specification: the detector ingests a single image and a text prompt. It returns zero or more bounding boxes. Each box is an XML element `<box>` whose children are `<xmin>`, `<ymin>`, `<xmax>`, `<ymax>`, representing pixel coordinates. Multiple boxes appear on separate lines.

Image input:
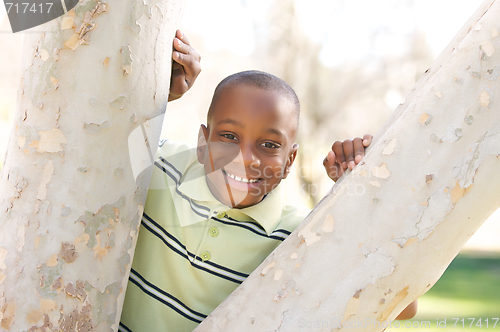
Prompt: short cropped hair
<box><xmin>207</xmin><ymin>70</ymin><xmax>300</xmax><ymax>126</ymax></box>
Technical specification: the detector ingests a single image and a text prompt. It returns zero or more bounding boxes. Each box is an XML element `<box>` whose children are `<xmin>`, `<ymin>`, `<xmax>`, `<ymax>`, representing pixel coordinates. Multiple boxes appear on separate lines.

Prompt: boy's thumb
<box><xmin>323</xmin><ymin>151</ymin><xmax>340</xmax><ymax>181</ymax></box>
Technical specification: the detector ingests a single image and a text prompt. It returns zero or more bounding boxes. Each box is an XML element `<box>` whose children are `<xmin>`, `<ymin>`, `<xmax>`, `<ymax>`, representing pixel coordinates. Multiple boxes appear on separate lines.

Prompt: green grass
<box><xmin>390</xmin><ymin>251</ymin><xmax>500</xmax><ymax>331</ymax></box>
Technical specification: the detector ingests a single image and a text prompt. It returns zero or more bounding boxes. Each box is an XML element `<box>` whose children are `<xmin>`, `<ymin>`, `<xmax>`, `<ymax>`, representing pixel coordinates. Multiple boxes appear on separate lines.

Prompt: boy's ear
<box><xmin>282</xmin><ymin>143</ymin><xmax>299</xmax><ymax>179</ymax></box>
<box><xmin>197</xmin><ymin>125</ymin><xmax>209</xmax><ymax>164</ymax></box>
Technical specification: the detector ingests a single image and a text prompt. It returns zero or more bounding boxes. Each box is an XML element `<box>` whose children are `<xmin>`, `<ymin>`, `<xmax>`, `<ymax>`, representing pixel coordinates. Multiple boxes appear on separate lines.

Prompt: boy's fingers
<box><xmin>173</xmin><ymin>41</ymin><xmax>201</xmax><ymax>73</ymax></box>
<box><xmin>176</xmin><ymin>29</ymin><xmax>191</xmax><ymax>46</ymax></box>
<box><xmin>190</xmin><ymin>48</ymin><xmax>202</xmax><ymax>63</ymax></box>
<box><xmin>173</xmin><ymin>38</ymin><xmax>190</xmax><ymax>55</ymax></box>
<box><xmin>322</xmin><ymin>151</ymin><xmax>336</xmax><ymax>169</ymax></box>
<box><xmin>173</xmin><ymin>53</ymin><xmax>200</xmax><ymax>82</ymax></box>
<box><xmin>171</xmin><ymin>31</ymin><xmax>201</xmax><ymax>83</ymax></box>
<box><xmin>363</xmin><ymin>134</ymin><xmax>373</xmax><ymax>147</ymax></box>
<box><xmin>169</xmin><ymin>30</ymin><xmax>201</xmax><ymax>101</ymax></box>
<box><xmin>175</xmin><ymin>29</ymin><xmax>182</xmax><ymax>39</ymax></box>
<box><xmin>325</xmin><ymin>164</ymin><xmax>342</xmax><ymax>182</ymax></box>
<box><xmin>323</xmin><ymin>151</ymin><xmax>342</xmax><ymax>181</ymax></box>
<box><xmin>331</xmin><ymin>141</ymin><xmax>346</xmax><ymax>170</ymax></box>
<box><xmin>173</xmin><ymin>37</ymin><xmax>202</xmax><ymax>63</ymax></box>
<box><xmin>327</xmin><ymin>135</ymin><xmax>371</xmax><ymax>179</ymax></box>
<box><xmin>353</xmin><ymin>137</ymin><xmax>365</xmax><ymax>164</ymax></box>
<box><xmin>342</xmin><ymin>139</ymin><xmax>355</xmax><ymax>169</ymax></box>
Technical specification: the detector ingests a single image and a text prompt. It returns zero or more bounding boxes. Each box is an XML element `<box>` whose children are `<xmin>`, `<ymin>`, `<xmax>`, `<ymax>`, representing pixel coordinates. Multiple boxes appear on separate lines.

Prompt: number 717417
<box><xmin>5</xmin><ymin>2</ymin><xmax>53</xmax><ymax>14</ymax></box>
<box><xmin>452</xmin><ymin>318</ymin><xmax>499</xmax><ymax>329</ymax></box>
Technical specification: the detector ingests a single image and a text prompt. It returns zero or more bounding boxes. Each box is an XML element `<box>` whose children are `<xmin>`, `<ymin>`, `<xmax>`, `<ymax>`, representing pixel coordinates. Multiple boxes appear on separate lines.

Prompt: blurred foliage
<box><xmin>398</xmin><ymin>252</ymin><xmax>500</xmax><ymax>331</ymax></box>
<box><xmin>255</xmin><ymin>0</ymin><xmax>435</xmax><ymax>205</ymax></box>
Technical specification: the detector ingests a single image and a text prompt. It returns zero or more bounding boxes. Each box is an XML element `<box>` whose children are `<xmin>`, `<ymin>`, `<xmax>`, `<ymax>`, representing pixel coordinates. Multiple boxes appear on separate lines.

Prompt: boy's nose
<box><xmin>239</xmin><ymin>145</ymin><xmax>260</xmax><ymax>168</ymax></box>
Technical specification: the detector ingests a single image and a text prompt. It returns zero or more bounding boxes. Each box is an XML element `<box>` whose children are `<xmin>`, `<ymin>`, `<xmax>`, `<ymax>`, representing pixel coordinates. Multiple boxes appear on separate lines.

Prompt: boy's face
<box><xmin>198</xmin><ymin>84</ymin><xmax>298</xmax><ymax>208</ymax></box>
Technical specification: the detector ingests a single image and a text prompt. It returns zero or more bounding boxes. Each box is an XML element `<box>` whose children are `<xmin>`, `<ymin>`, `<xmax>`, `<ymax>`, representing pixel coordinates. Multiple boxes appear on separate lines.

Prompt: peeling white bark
<box><xmin>0</xmin><ymin>0</ymin><xmax>186</xmax><ymax>330</ymax></box>
<box><xmin>194</xmin><ymin>1</ymin><xmax>500</xmax><ymax>331</ymax></box>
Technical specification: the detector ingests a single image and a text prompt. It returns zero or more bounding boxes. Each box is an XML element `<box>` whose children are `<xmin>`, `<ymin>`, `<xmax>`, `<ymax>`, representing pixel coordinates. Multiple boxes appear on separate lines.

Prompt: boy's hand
<box><xmin>168</xmin><ymin>30</ymin><xmax>201</xmax><ymax>102</ymax></box>
<box><xmin>323</xmin><ymin>134</ymin><xmax>373</xmax><ymax>182</ymax></box>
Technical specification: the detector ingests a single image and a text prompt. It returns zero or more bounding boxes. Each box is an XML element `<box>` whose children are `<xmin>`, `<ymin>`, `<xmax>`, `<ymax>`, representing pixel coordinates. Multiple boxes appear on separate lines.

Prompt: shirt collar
<box><xmin>177</xmin><ymin>163</ymin><xmax>285</xmax><ymax>235</ymax></box>
<box><xmin>237</xmin><ymin>183</ymin><xmax>284</xmax><ymax>235</ymax></box>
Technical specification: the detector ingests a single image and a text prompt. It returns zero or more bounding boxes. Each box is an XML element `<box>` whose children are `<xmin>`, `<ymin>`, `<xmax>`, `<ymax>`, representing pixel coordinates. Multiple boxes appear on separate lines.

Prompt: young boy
<box><xmin>119</xmin><ymin>30</ymin><xmax>416</xmax><ymax>332</ymax></box>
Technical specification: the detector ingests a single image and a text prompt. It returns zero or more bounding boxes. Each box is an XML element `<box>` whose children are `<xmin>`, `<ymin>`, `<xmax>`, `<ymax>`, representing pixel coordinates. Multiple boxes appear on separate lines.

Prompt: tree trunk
<box><xmin>194</xmin><ymin>1</ymin><xmax>500</xmax><ymax>331</ymax></box>
<box><xmin>0</xmin><ymin>0</ymin><xmax>186</xmax><ymax>330</ymax></box>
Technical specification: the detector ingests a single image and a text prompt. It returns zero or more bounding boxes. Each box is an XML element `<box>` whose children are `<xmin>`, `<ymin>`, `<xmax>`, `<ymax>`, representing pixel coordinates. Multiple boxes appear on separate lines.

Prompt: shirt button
<box><xmin>216</xmin><ymin>212</ymin><xmax>226</xmax><ymax>218</ymax></box>
<box><xmin>209</xmin><ymin>227</ymin><xmax>219</xmax><ymax>237</ymax></box>
<box><xmin>200</xmin><ymin>251</ymin><xmax>211</xmax><ymax>261</ymax></box>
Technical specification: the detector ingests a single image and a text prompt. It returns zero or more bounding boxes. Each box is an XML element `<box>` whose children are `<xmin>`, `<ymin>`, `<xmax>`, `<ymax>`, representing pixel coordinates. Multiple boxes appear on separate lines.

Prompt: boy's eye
<box><xmin>222</xmin><ymin>133</ymin><xmax>237</xmax><ymax>140</ymax></box>
<box><xmin>261</xmin><ymin>142</ymin><xmax>279</xmax><ymax>149</ymax></box>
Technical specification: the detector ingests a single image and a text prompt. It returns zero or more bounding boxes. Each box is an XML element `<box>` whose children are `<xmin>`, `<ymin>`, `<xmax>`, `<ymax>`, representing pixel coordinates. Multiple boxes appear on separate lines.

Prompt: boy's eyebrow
<box><xmin>219</xmin><ymin>118</ymin><xmax>243</xmax><ymax>127</ymax></box>
<box><xmin>266</xmin><ymin>128</ymin><xmax>285</xmax><ymax>138</ymax></box>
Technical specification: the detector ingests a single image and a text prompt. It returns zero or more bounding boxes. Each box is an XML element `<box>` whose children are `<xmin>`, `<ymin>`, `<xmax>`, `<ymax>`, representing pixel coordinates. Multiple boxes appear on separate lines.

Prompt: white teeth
<box><xmin>225</xmin><ymin>171</ymin><xmax>259</xmax><ymax>183</ymax></box>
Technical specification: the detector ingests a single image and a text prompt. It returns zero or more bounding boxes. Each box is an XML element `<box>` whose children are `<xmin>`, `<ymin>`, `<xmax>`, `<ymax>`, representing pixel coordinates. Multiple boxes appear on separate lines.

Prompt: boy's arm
<box><xmin>323</xmin><ymin>138</ymin><xmax>419</xmax><ymax>320</ymax></box>
<box><xmin>168</xmin><ymin>30</ymin><xmax>202</xmax><ymax>102</ymax></box>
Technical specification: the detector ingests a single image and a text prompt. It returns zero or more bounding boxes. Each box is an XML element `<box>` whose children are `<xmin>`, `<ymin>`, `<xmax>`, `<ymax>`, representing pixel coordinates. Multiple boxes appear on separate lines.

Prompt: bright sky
<box><xmin>182</xmin><ymin>0</ymin><xmax>484</xmax><ymax>66</ymax></box>
<box><xmin>2</xmin><ymin>0</ymin><xmax>484</xmax><ymax>63</ymax></box>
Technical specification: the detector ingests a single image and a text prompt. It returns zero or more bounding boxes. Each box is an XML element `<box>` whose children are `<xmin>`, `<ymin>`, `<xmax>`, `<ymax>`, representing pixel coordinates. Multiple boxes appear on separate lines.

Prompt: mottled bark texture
<box><xmin>0</xmin><ymin>0</ymin><xmax>186</xmax><ymax>331</ymax></box>
<box><xmin>195</xmin><ymin>1</ymin><xmax>500</xmax><ymax>331</ymax></box>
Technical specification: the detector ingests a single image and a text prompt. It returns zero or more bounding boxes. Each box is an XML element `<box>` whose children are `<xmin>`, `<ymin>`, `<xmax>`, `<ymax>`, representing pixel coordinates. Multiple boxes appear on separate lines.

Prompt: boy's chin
<box><xmin>229</xmin><ymin>192</ymin><xmax>265</xmax><ymax>208</ymax></box>
<box><xmin>212</xmin><ymin>190</ymin><xmax>261</xmax><ymax>209</ymax></box>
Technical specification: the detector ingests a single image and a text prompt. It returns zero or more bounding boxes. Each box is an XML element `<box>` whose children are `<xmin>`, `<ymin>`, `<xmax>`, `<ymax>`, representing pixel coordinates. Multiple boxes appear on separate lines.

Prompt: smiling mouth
<box><xmin>222</xmin><ymin>170</ymin><xmax>262</xmax><ymax>184</ymax></box>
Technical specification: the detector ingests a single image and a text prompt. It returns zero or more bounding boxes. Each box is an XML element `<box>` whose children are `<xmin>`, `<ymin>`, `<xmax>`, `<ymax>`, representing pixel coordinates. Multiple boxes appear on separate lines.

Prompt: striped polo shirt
<box><xmin>119</xmin><ymin>140</ymin><xmax>310</xmax><ymax>332</ymax></box>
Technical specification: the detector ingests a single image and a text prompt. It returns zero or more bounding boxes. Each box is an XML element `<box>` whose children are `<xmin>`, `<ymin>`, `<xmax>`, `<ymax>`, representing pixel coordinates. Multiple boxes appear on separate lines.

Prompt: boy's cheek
<box><xmin>248</xmin><ymin>163</ymin><xmax>261</xmax><ymax>176</ymax></box>
<box><xmin>205</xmin><ymin>142</ymin><xmax>240</xmax><ymax>172</ymax></box>
<box><xmin>271</xmin><ymin>165</ymin><xmax>290</xmax><ymax>178</ymax></box>
<box><xmin>263</xmin><ymin>166</ymin><xmax>280</xmax><ymax>178</ymax></box>
<box><xmin>207</xmin><ymin>142</ymin><xmax>241</xmax><ymax>170</ymax></box>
